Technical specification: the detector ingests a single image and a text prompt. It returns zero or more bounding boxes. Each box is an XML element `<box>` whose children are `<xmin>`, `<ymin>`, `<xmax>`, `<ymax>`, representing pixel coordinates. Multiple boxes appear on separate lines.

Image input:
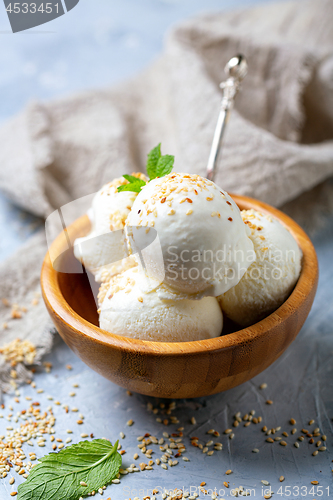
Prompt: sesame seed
<box><xmin>80</xmin><ymin>481</ymin><xmax>87</xmax><ymax>487</ymax></box>
<box><xmin>266</xmin><ymin>400</ymin><xmax>273</xmax><ymax>405</ymax></box>
<box><xmin>279</xmin><ymin>476</ymin><xmax>285</xmax><ymax>482</ymax></box>
<box><xmin>190</xmin><ymin>417</ymin><xmax>196</xmax><ymax>425</ymax></box>
<box><xmin>319</xmin><ymin>446</ymin><xmax>326</xmax><ymax>451</ymax></box>
<box><xmin>312</xmin><ymin>450</ymin><xmax>318</xmax><ymax>456</ymax></box>
<box><xmin>186</xmin><ymin>209</ymin><xmax>193</xmax><ymax>215</ymax></box>
<box><xmin>252</xmin><ymin>449</ymin><xmax>259</xmax><ymax>453</ymax></box>
<box><xmin>311</xmin><ymin>481</ymin><xmax>319</xmax><ymax>485</ymax></box>
<box><xmin>127</xmin><ymin>419</ymin><xmax>134</xmax><ymax>426</ymax></box>
<box><xmin>260</xmin><ymin>383</ymin><xmax>267</xmax><ymax>389</ymax></box>
<box><xmin>261</xmin><ymin>480</ymin><xmax>270</xmax><ymax>486</ymax></box>
<box><xmin>81</xmin><ymin>433</ymin><xmax>89</xmax><ymax>438</ymax></box>
<box><xmin>9</xmin><ymin>477</ymin><xmax>15</xmax><ymax>484</ymax></box>
<box><xmin>266</xmin><ymin>438</ymin><xmax>274</xmax><ymax>443</ymax></box>
<box><xmin>309</xmin><ymin>419</ymin><xmax>315</xmax><ymax>425</ymax></box>
<box><xmin>280</xmin><ymin>441</ymin><xmax>287</xmax><ymax>447</ymax></box>
<box><xmin>224</xmin><ymin>429</ymin><xmax>232</xmax><ymax>434</ymax></box>
<box><xmin>225</xmin><ymin>470</ymin><xmax>232</xmax><ymax>475</ymax></box>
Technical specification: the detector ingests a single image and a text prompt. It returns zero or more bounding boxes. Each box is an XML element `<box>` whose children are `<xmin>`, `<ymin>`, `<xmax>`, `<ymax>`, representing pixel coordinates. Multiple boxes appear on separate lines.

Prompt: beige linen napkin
<box><xmin>0</xmin><ymin>0</ymin><xmax>332</xmax><ymax>391</ymax></box>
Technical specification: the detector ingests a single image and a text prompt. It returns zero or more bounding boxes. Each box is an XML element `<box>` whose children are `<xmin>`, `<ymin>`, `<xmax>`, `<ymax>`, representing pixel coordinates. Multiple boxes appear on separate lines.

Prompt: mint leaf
<box><xmin>17</xmin><ymin>439</ymin><xmax>121</xmax><ymax>500</ymax></box>
<box><xmin>146</xmin><ymin>143</ymin><xmax>161</xmax><ymax>180</ymax></box>
<box><xmin>156</xmin><ymin>154</ymin><xmax>174</xmax><ymax>178</ymax></box>
<box><xmin>117</xmin><ymin>175</ymin><xmax>146</xmax><ymax>193</ymax></box>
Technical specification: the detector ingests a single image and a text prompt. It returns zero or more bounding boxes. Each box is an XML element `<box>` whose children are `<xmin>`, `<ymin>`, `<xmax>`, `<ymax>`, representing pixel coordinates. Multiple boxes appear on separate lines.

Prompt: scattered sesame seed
<box><xmin>279</xmin><ymin>476</ymin><xmax>285</xmax><ymax>482</ymax></box>
<box><xmin>252</xmin><ymin>449</ymin><xmax>259</xmax><ymax>453</ymax></box>
<box><xmin>190</xmin><ymin>417</ymin><xmax>196</xmax><ymax>425</ymax></box>
<box><xmin>127</xmin><ymin>419</ymin><xmax>134</xmax><ymax>426</ymax></box>
<box><xmin>225</xmin><ymin>470</ymin><xmax>232</xmax><ymax>475</ymax></box>
<box><xmin>266</xmin><ymin>400</ymin><xmax>273</xmax><ymax>405</ymax></box>
<box><xmin>260</xmin><ymin>383</ymin><xmax>267</xmax><ymax>389</ymax></box>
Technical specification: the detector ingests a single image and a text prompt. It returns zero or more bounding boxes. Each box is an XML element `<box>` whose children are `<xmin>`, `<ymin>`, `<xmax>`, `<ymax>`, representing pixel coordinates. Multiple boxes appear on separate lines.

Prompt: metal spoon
<box><xmin>206</xmin><ymin>54</ymin><xmax>248</xmax><ymax>182</ymax></box>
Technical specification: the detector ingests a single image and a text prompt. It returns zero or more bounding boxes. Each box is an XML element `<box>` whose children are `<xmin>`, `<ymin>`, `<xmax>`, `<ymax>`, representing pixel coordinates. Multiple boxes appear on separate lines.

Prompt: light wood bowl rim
<box><xmin>41</xmin><ymin>194</ymin><xmax>318</xmax><ymax>357</ymax></box>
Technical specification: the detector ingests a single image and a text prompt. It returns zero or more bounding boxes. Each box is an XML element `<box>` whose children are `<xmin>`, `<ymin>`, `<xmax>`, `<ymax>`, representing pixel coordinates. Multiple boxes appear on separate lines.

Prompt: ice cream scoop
<box><xmin>218</xmin><ymin>209</ymin><xmax>302</xmax><ymax>326</ymax></box>
<box><xmin>74</xmin><ymin>174</ymin><xmax>147</xmax><ymax>282</ymax></box>
<box><xmin>126</xmin><ymin>173</ymin><xmax>255</xmax><ymax>299</ymax></box>
<box><xmin>99</xmin><ymin>268</ymin><xmax>223</xmax><ymax>342</ymax></box>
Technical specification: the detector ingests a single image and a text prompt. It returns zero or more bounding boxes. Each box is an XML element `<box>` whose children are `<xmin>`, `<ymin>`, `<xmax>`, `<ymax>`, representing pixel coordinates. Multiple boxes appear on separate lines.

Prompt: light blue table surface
<box><xmin>0</xmin><ymin>1</ymin><xmax>332</xmax><ymax>499</ymax></box>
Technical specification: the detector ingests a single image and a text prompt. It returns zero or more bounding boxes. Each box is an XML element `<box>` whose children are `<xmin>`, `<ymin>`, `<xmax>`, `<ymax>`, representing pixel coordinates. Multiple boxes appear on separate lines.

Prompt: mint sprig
<box><xmin>147</xmin><ymin>143</ymin><xmax>174</xmax><ymax>180</ymax></box>
<box><xmin>117</xmin><ymin>143</ymin><xmax>174</xmax><ymax>193</ymax></box>
<box><xmin>17</xmin><ymin>439</ymin><xmax>121</xmax><ymax>500</ymax></box>
<box><xmin>117</xmin><ymin>174</ymin><xmax>146</xmax><ymax>193</ymax></box>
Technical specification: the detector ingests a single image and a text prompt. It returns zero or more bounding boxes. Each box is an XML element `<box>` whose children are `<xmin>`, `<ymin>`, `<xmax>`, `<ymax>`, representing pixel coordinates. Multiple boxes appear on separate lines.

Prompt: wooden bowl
<box><xmin>41</xmin><ymin>194</ymin><xmax>318</xmax><ymax>399</ymax></box>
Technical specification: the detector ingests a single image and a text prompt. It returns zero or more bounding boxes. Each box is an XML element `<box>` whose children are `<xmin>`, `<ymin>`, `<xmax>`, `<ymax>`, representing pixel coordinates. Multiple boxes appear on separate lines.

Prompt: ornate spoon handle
<box><xmin>206</xmin><ymin>54</ymin><xmax>248</xmax><ymax>182</ymax></box>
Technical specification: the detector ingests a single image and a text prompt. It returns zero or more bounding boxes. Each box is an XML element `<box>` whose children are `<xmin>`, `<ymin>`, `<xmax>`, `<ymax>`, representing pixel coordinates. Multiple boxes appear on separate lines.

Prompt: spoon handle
<box><xmin>206</xmin><ymin>55</ymin><xmax>248</xmax><ymax>182</ymax></box>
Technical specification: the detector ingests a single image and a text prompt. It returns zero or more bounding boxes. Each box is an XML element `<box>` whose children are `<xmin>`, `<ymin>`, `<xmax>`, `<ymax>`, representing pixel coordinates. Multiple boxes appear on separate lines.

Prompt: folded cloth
<box><xmin>0</xmin><ymin>0</ymin><xmax>333</xmax><ymax>388</ymax></box>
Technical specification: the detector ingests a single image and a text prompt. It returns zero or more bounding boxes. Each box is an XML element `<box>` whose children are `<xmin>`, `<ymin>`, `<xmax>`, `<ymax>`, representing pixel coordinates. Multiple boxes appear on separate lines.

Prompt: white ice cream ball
<box><xmin>218</xmin><ymin>209</ymin><xmax>302</xmax><ymax>327</ymax></box>
<box><xmin>74</xmin><ymin>174</ymin><xmax>147</xmax><ymax>282</ymax></box>
<box><xmin>125</xmin><ymin>173</ymin><xmax>255</xmax><ymax>299</ymax></box>
<box><xmin>99</xmin><ymin>268</ymin><xmax>223</xmax><ymax>342</ymax></box>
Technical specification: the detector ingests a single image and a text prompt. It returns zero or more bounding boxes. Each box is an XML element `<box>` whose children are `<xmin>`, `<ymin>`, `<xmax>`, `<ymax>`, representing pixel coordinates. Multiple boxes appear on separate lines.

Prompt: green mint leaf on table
<box><xmin>117</xmin><ymin>174</ymin><xmax>146</xmax><ymax>193</ymax></box>
<box><xmin>146</xmin><ymin>143</ymin><xmax>174</xmax><ymax>180</ymax></box>
<box><xmin>17</xmin><ymin>439</ymin><xmax>121</xmax><ymax>500</ymax></box>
